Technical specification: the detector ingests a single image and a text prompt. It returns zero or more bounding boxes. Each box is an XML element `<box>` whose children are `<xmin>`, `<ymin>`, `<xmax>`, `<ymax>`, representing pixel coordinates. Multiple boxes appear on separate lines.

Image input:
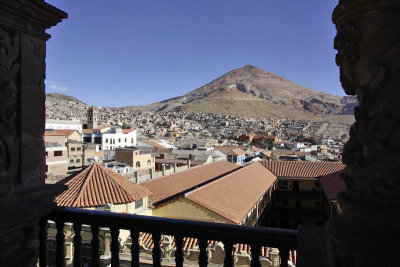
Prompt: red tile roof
<box><xmin>226</xmin><ymin>148</ymin><xmax>247</xmax><ymax>156</ymax></box>
<box><xmin>319</xmin><ymin>170</ymin><xmax>345</xmax><ymax>201</ymax></box>
<box><xmin>55</xmin><ymin>163</ymin><xmax>151</xmax><ymax>208</ymax></box>
<box><xmin>261</xmin><ymin>160</ymin><xmax>345</xmax><ymax>179</ymax></box>
<box><xmin>141</xmin><ymin>161</ymin><xmax>240</xmax><ymax>205</ymax></box>
<box><xmin>185</xmin><ymin>162</ymin><xmax>277</xmax><ymax>224</ymax></box>
<box><xmin>45</xmin><ymin>129</ymin><xmax>78</xmax><ymax>137</ymax></box>
<box><xmin>122</xmin><ymin>129</ymin><xmax>135</xmax><ymax>133</ymax></box>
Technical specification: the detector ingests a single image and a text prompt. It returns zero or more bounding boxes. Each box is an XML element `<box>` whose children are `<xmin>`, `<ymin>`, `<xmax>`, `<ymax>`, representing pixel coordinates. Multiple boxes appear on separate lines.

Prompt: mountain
<box><xmin>46</xmin><ymin>93</ymin><xmax>85</xmax><ymax>104</ymax></box>
<box><xmin>144</xmin><ymin>65</ymin><xmax>357</xmax><ymax>119</ymax></box>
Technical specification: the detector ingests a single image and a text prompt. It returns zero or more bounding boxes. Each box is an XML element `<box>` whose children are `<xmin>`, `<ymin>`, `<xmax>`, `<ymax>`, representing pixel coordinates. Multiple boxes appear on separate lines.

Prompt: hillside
<box><xmin>144</xmin><ymin>65</ymin><xmax>357</xmax><ymax>119</ymax></box>
<box><xmin>46</xmin><ymin>93</ymin><xmax>85</xmax><ymax>104</ymax></box>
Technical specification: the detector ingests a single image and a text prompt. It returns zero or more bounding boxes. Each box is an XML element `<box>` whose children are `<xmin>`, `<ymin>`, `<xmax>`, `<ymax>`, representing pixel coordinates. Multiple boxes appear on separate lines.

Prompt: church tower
<box><xmin>87</xmin><ymin>106</ymin><xmax>98</xmax><ymax>129</ymax></box>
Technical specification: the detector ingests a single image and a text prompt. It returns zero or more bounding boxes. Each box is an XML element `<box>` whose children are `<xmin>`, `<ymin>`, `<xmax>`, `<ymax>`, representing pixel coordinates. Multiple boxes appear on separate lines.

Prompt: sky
<box><xmin>46</xmin><ymin>0</ymin><xmax>341</xmax><ymax>107</ymax></box>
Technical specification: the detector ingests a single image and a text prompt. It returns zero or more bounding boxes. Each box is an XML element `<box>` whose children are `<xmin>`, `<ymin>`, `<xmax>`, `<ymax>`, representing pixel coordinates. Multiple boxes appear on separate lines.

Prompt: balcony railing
<box><xmin>40</xmin><ymin>207</ymin><xmax>298</xmax><ymax>267</ymax></box>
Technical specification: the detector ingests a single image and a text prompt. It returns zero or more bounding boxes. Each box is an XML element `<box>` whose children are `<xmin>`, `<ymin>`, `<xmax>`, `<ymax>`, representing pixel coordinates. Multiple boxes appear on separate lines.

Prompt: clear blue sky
<box><xmin>46</xmin><ymin>0</ymin><xmax>341</xmax><ymax>107</ymax></box>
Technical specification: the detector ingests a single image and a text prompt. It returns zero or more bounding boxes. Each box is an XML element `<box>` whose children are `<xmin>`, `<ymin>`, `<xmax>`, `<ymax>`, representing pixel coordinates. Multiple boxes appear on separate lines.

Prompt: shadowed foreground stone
<box><xmin>327</xmin><ymin>0</ymin><xmax>400</xmax><ymax>266</ymax></box>
<box><xmin>0</xmin><ymin>0</ymin><xmax>66</xmax><ymax>265</ymax></box>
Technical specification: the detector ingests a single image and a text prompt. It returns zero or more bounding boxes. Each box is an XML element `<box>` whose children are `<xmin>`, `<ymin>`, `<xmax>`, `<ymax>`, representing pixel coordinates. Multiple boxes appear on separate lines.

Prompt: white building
<box><xmin>45</xmin><ymin>119</ymin><xmax>82</xmax><ymax>133</ymax></box>
<box><xmin>82</xmin><ymin>126</ymin><xmax>136</xmax><ymax>151</ymax></box>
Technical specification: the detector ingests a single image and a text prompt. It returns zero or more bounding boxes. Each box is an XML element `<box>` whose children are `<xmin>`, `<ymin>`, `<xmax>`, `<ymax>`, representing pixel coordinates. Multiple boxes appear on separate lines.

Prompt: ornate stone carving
<box><xmin>329</xmin><ymin>0</ymin><xmax>400</xmax><ymax>265</ymax></box>
<box><xmin>0</xmin><ymin>27</ymin><xmax>19</xmax><ymax>181</ymax></box>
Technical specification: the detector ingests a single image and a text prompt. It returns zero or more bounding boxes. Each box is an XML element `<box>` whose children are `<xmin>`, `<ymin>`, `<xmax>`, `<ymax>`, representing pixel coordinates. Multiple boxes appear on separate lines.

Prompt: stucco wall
<box><xmin>152</xmin><ymin>197</ymin><xmax>233</xmax><ymax>224</ymax></box>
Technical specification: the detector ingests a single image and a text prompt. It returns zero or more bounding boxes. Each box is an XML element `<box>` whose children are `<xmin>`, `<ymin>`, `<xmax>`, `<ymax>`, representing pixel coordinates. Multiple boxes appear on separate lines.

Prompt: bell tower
<box><xmin>87</xmin><ymin>106</ymin><xmax>98</xmax><ymax>129</ymax></box>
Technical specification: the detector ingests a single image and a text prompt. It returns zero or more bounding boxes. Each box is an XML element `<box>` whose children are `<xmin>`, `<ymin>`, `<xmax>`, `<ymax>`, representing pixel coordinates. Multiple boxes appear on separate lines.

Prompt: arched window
<box><xmin>136</xmin><ymin>161</ymin><xmax>141</xmax><ymax>168</ymax></box>
<box><xmin>147</xmin><ymin>160</ymin><xmax>151</xmax><ymax>167</ymax></box>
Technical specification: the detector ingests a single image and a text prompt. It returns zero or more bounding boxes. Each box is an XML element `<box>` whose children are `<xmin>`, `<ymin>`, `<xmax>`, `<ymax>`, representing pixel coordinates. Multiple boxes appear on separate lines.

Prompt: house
<box><xmin>44</xmin><ymin>133</ymin><xmax>68</xmax><ymax>175</ymax></box>
<box><xmin>142</xmin><ymin>161</ymin><xmax>240</xmax><ymax>207</ymax></box>
<box><xmin>82</xmin><ymin>142</ymin><xmax>104</xmax><ymax>164</ymax></box>
<box><xmin>83</xmin><ymin>126</ymin><xmax>137</xmax><ymax>151</ymax></box>
<box><xmin>45</xmin><ymin>119</ymin><xmax>82</xmax><ymax>133</ymax></box>
<box><xmin>44</xmin><ymin>129</ymin><xmax>82</xmax><ymax>142</ymax></box>
<box><xmin>141</xmin><ymin>162</ymin><xmax>276</xmax><ymax>226</ymax></box>
<box><xmin>115</xmin><ymin>147</ymin><xmax>155</xmax><ymax>171</ymax></box>
<box><xmin>53</xmin><ymin>163</ymin><xmax>152</xmax><ymax>266</ymax></box>
<box><xmin>226</xmin><ymin>148</ymin><xmax>247</xmax><ymax>163</ymax></box>
<box><xmin>261</xmin><ymin>160</ymin><xmax>345</xmax><ymax>229</ymax></box>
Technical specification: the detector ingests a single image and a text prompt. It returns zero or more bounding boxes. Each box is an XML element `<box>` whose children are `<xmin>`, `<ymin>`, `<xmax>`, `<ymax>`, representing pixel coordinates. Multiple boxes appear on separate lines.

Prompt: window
<box><xmin>125</xmin><ymin>138</ymin><xmax>127</xmax><ymax>142</ymax></box>
<box><xmin>54</xmin><ymin>150</ymin><xmax>62</xmax><ymax>157</ymax></box>
<box><xmin>118</xmin><ymin>138</ymin><xmax>121</xmax><ymax>143</ymax></box>
<box><xmin>76</xmin><ymin>159</ymin><xmax>81</xmax><ymax>163</ymax></box>
<box><xmin>278</xmin><ymin>181</ymin><xmax>288</xmax><ymax>190</ymax></box>
<box><xmin>135</xmin><ymin>198</ymin><xmax>144</xmax><ymax>209</ymax></box>
<box><xmin>106</xmin><ymin>138</ymin><xmax>109</xmax><ymax>143</ymax></box>
<box><xmin>147</xmin><ymin>160</ymin><xmax>151</xmax><ymax>167</ymax></box>
<box><xmin>136</xmin><ymin>161</ymin><xmax>141</xmax><ymax>168</ymax></box>
<box><xmin>70</xmin><ymin>159</ymin><xmax>74</xmax><ymax>163</ymax></box>
<box><xmin>71</xmin><ymin>147</ymin><xmax>75</xmax><ymax>152</ymax></box>
<box><xmin>131</xmin><ymin>138</ymin><xmax>133</xmax><ymax>143</ymax></box>
<box><xmin>77</xmin><ymin>147</ymin><xmax>81</xmax><ymax>151</ymax></box>
<box><xmin>46</xmin><ymin>151</ymin><xmax>48</xmax><ymax>158</ymax></box>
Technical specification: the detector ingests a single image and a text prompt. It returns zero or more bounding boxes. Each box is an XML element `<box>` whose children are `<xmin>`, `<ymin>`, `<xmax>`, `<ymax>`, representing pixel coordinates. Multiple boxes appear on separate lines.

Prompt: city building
<box><xmin>44</xmin><ymin>133</ymin><xmax>68</xmax><ymax>175</ymax></box>
<box><xmin>83</xmin><ymin>126</ymin><xmax>137</xmax><ymax>151</ymax></box>
<box><xmin>115</xmin><ymin>147</ymin><xmax>155</xmax><ymax>171</ymax></box>
<box><xmin>261</xmin><ymin>160</ymin><xmax>345</xmax><ymax>229</ymax></box>
<box><xmin>45</xmin><ymin>119</ymin><xmax>83</xmax><ymax>133</ymax></box>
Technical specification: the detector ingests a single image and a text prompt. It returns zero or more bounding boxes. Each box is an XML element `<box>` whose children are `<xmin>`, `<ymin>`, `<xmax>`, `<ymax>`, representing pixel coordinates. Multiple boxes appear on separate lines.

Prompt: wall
<box><xmin>67</xmin><ymin>143</ymin><xmax>83</xmax><ymax>168</ymax></box>
<box><xmin>67</xmin><ymin>131</ymin><xmax>82</xmax><ymax>142</ymax></box>
<box><xmin>102</xmin><ymin>130</ymin><xmax>136</xmax><ymax>151</ymax></box>
<box><xmin>46</xmin><ymin>147</ymin><xmax>68</xmax><ymax>175</ymax></box>
<box><xmin>152</xmin><ymin>197</ymin><xmax>233</xmax><ymax>224</ymax></box>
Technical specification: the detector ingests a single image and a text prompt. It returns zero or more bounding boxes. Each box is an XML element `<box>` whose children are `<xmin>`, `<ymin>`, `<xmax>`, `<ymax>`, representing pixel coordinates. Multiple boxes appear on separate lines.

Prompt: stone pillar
<box><xmin>173</xmin><ymin>163</ymin><xmax>177</xmax><ymax>173</ymax></box>
<box><xmin>150</xmin><ymin>168</ymin><xmax>153</xmax><ymax>179</ymax></box>
<box><xmin>162</xmin><ymin>165</ymin><xmax>165</xmax><ymax>176</ymax></box>
<box><xmin>187</xmin><ymin>160</ymin><xmax>191</xmax><ymax>169</ymax></box>
<box><xmin>269</xmin><ymin>248</ymin><xmax>280</xmax><ymax>267</ymax></box>
<box><xmin>0</xmin><ymin>0</ymin><xmax>66</xmax><ymax>265</ymax></box>
<box><xmin>328</xmin><ymin>1</ymin><xmax>400</xmax><ymax>265</ymax></box>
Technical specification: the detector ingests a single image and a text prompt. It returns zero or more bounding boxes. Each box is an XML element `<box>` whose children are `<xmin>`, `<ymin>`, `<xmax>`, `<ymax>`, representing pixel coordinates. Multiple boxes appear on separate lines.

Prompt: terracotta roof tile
<box><xmin>122</xmin><ymin>129</ymin><xmax>135</xmax><ymax>133</ymax></box>
<box><xmin>142</xmin><ymin>161</ymin><xmax>240</xmax><ymax>205</ymax></box>
<box><xmin>55</xmin><ymin>163</ymin><xmax>152</xmax><ymax>208</ymax></box>
<box><xmin>261</xmin><ymin>160</ymin><xmax>345</xmax><ymax>179</ymax></box>
<box><xmin>226</xmin><ymin>148</ymin><xmax>247</xmax><ymax>156</ymax></box>
<box><xmin>45</xmin><ymin>129</ymin><xmax>78</xmax><ymax>137</ymax></box>
<box><xmin>185</xmin><ymin>162</ymin><xmax>277</xmax><ymax>224</ymax></box>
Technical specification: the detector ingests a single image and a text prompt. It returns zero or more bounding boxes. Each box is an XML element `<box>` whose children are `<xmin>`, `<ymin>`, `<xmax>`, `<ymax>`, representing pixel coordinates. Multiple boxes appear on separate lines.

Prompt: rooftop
<box><xmin>186</xmin><ymin>162</ymin><xmax>277</xmax><ymax>224</ymax></box>
<box><xmin>55</xmin><ymin>163</ymin><xmax>151</xmax><ymax>208</ymax></box>
<box><xmin>142</xmin><ymin>161</ymin><xmax>240</xmax><ymax>205</ymax></box>
<box><xmin>261</xmin><ymin>160</ymin><xmax>345</xmax><ymax>179</ymax></box>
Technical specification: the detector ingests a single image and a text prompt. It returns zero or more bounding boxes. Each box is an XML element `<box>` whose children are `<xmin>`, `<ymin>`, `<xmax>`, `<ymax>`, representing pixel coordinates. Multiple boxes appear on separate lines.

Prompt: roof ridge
<box><xmin>101</xmin><ymin>166</ymin><xmax>137</xmax><ymax>201</ymax></box>
<box><xmin>72</xmin><ymin>164</ymin><xmax>96</xmax><ymax>207</ymax></box>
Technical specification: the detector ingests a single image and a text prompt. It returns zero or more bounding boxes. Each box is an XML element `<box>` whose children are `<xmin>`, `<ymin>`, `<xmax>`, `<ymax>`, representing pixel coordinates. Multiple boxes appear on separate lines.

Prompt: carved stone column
<box><xmin>328</xmin><ymin>0</ymin><xmax>400</xmax><ymax>266</ymax></box>
<box><xmin>0</xmin><ymin>0</ymin><xmax>66</xmax><ymax>265</ymax></box>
